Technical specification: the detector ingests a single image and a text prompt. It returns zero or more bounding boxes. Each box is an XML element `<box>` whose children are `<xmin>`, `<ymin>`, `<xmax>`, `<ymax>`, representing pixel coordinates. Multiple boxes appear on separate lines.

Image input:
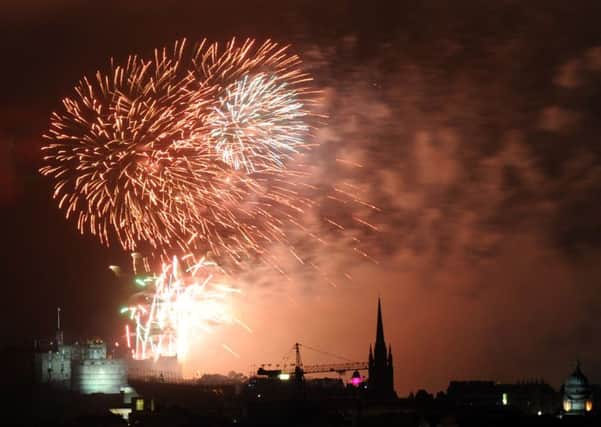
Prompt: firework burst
<box><xmin>122</xmin><ymin>255</ymin><xmax>242</xmax><ymax>361</ymax></box>
<box><xmin>41</xmin><ymin>38</ymin><xmax>317</xmax><ymax>264</ymax></box>
<box><xmin>207</xmin><ymin>73</ymin><xmax>309</xmax><ymax>172</ymax></box>
<box><xmin>194</xmin><ymin>38</ymin><xmax>315</xmax><ymax>173</ymax></box>
<box><xmin>40</xmin><ymin>40</ymin><xmax>205</xmax><ymax>253</ymax></box>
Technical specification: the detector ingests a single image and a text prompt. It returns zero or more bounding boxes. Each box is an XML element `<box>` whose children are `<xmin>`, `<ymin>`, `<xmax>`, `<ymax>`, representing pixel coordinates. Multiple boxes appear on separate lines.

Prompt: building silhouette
<box><xmin>33</xmin><ymin>309</ymin><xmax>128</xmax><ymax>394</ymax></box>
<box><xmin>562</xmin><ymin>361</ymin><xmax>593</xmax><ymax>416</ymax></box>
<box><xmin>368</xmin><ymin>298</ymin><xmax>396</xmax><ymax>400</ymax></box>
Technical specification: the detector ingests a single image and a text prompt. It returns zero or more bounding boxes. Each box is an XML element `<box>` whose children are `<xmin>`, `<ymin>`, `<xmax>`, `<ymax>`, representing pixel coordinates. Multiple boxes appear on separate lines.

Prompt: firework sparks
<box><xmin>40</xmin><ymin>40</ymin><xmax>207</xmax><ymax>255</ymax></box>
<box><xmin>196</xmin><ymin>38</ymin><xmax>315</xmax><ymax>173</ymax></box>
<box><xmin>40</xmin><ymin>38</ymin><xmax>319</xmax><ymax>265</ymax></box>
<box><xmin>207</xmin><ymin>74</ymin><xmax>309</xmax><ymax>172</ymax></box>
<box><xmin>122</xmin><ymin>255</ymin><xmax>240</xmax><ymax>361</ymax></box>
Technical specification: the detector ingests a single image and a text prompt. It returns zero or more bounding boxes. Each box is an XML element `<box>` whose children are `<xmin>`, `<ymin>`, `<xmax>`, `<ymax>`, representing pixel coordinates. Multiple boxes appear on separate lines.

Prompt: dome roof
<box><xmin>565</xmin><ymin>361</ymin><xmax>589</xmax><ymax>387</ymax></box>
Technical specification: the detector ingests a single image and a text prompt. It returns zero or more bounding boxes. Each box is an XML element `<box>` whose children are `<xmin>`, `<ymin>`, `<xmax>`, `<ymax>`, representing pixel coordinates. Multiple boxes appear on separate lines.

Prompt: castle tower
<box><xmin>367</xmin><ymin>298</ymin><xmax>396</xmax><ymax>399</ymax></box>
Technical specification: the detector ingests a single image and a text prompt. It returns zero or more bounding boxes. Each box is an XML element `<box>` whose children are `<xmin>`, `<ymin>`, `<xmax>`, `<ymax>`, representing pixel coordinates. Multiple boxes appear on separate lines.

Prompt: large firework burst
<box><xmin>40</xmin><ymin>38</ymin><xmax>317</xmax><ymax>263</ymax></box>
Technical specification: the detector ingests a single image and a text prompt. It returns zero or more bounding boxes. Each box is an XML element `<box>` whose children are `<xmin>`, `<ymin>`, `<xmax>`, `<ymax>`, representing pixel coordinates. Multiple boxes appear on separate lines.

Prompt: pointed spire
<box><xmin>373</xmin><ymin>297</ymin><xmax>388</xmax><ymax>366</ymax></box>
<box><xmin>376</xmin><ymin>298</ymin><xmax>385</xmax><ymax>344</ymax></box>
<box><xmin>368</xmin><ymin>298</ymin><xmax>397</xmax><ymax>399</ymax></box>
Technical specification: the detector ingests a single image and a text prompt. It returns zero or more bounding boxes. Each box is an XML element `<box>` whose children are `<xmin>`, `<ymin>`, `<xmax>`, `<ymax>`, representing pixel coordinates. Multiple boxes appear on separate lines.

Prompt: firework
<box><xmin>194</xmin><ymin>38</ymin><xmax>315</xmax><ymax>172</ymax></box>
<box><xmin>40</xmin><ymin>38</ymin><xmax>317</xmax><ymax>264</ymax></box>
<box><xmin>40</xmin><ymin>40</ymin><xmax>204</xmax><ymax>253</ymax></box>
<box><xmin>122</xmin><ymin>255</ymin><xmax>241</xmax><ymax>361</ymax></box>
<box><xmin>207</xmin><ymin>73</ymin><xmax>309</xmax><ymax>172</ymax></box>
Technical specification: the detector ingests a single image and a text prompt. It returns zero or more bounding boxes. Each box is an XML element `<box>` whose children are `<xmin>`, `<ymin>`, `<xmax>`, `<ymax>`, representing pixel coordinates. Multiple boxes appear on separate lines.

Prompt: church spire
<box><xmin>367</xmin><ymin>298</ymin><xmax>397</xmax><ymax>400</ymax></box>
<box><xmin>376</xmin><ymin>298</ymin><xmax>385</xmax><ymax>344</ymax></box>
<box><xmin>373</xmin><ymin>298</ymin><xmax>387</xmax><ymax>364</ymax></box>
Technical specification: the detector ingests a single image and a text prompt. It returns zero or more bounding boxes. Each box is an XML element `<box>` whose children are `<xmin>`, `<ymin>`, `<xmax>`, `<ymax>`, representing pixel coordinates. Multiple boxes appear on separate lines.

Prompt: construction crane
<box><xmin>256</xmin><ymin>343</ymin><xmax>368</xmax><ymax>382</ymax></box>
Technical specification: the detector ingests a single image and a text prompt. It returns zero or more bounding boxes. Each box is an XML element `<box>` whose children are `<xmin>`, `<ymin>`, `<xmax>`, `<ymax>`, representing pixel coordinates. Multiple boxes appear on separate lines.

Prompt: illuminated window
<box><xmin>586</xmin><ymin>400</ymin><xmax>593</xmax><ymax>412</ymax></box>
<box><xmin>563</xmin><ymin>399</ymin><xmax>572</xmax><ymax>412</ymax></box>
<box><xmin>502</xmin><ymin>393</ymin><xmax>508</xmax><ymax>406</ymax></box>
<box><xmin>136</xmin><ymin>399</ymin><xmax>144</xmax><ymax>411</ymax></box>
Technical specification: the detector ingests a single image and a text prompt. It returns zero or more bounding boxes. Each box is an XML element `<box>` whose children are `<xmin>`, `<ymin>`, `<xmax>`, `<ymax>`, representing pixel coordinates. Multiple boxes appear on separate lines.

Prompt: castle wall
<box><xmin>71</xmin><ymin>359</ymin><xmax>127</xmax><ymax>394</ymax></box>
<box><xmin>33</xmin><ymin>340</ymin><xmax>129</xmax><ymax>395</ymax></box>
<box><xmin>34</xmin><ymin>346</ymin><xmax>72</xmax><ymax>389</ymax></box>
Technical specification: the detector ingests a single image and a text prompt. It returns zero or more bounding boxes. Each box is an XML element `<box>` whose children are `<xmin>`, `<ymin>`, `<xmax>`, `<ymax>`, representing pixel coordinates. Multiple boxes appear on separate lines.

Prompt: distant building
<box><xmin>72</xmin><ymin>340</ymin><xmax>128</xmax><ymax>394</ymax></box>
<box><xmin>497</xmin><ymin>380</ymin><xmax>558</xmax><ymax>415</ymax></box>
<box><xmin>367</xmin><ymin>298</ymin><xmax>396</xmax><ymax>400</ymax></box>
<box><xmin>34</xmin><ymin>342</ymin><xmax>72</xmax><ymax>390</ymax></box>
<box><xmin>35</xmin><ymin>338</ymin><xmax>128</xmax><ymax>394</ymax></box>
<box><xmin>561</xmin><ymin>361</ymin><xmax>593</xmax><ymax>416</ymax></box>
<box><xmin>447</xmin><ymin>379</ymin><xmax>559</xmax><ymax>415</ymax></box>
<box><xmin>33</xmin><ymin>310</ymin><xmax>128</xmax><ymax>395</ymax></box>
<box><xmin>447</xmin><ymin>381</ymin><xmax>498</xmax><ymax>407</ymax></box>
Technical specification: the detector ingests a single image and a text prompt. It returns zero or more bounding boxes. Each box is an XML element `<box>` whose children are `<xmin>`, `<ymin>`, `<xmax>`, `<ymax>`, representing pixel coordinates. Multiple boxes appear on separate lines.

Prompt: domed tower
<box><xmin>562</xmin><ymin>361</ymin><xmax>593</xmax><ymax>416</ymax></box>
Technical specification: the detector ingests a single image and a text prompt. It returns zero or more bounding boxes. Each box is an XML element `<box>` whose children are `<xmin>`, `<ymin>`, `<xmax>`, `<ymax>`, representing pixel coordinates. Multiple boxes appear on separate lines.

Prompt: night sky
<box><xmin>3</xmin><ymin>0</ymin><xmax>601</xmax><ymax>395</ymax></box>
